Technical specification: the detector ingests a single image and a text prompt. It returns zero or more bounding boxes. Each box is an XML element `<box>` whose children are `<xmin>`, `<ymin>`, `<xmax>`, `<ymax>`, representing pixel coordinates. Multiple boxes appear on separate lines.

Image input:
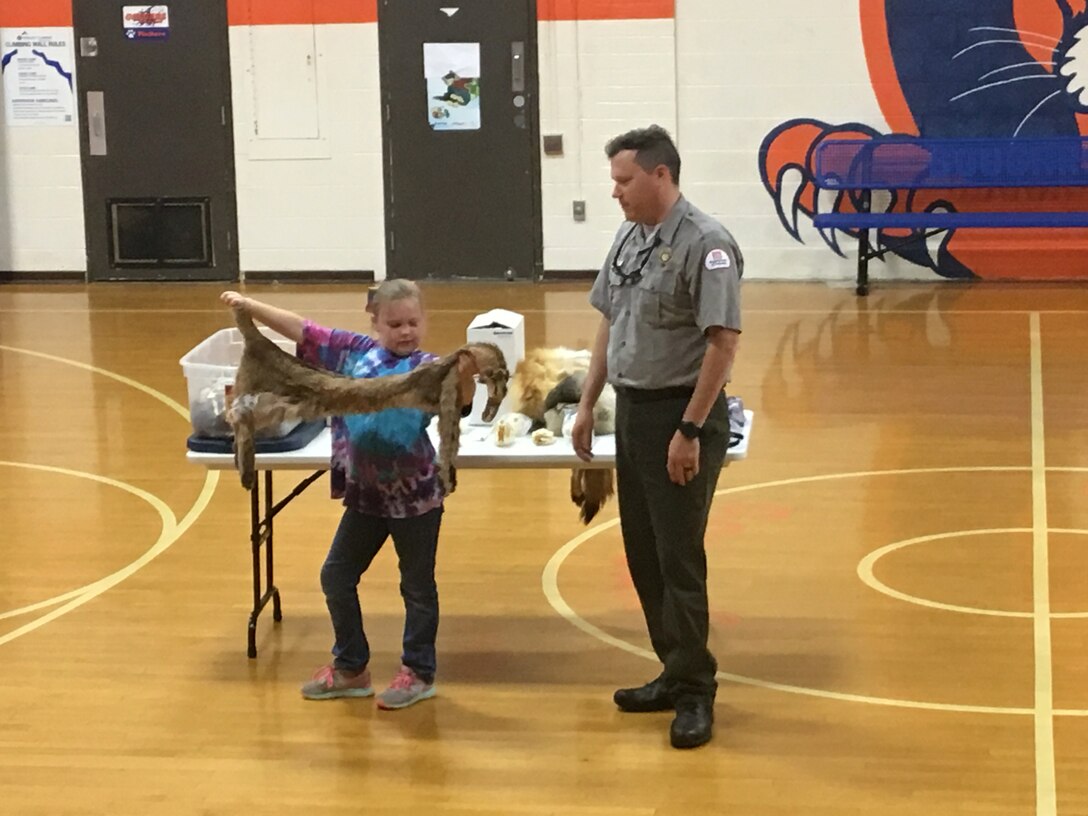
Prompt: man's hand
<box><xmin>220</xmin><ymin>290</ymin><xmax>248</xmax><ymax>310</ymax></box>
<box><xmin>456</xmin><ymin>353</ymin><xmax>478</xmax><ymax>406</ymax></box>
<box><xmin>667</xmin><ymin>432</ymin><xmax>700</xmax><ymax>485</ymax></box>
<box><xmin>571</xmin><ymin>406</ymin><xmax>595</xmax><ymax>462</ymax></box>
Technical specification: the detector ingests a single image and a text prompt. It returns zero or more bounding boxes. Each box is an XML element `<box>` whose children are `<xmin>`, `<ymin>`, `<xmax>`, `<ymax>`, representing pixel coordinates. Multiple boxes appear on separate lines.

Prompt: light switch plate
<box><xmin>543</xmin><ymin>134</ymin><xmax>563</xmax><ymax>156</ymax></box>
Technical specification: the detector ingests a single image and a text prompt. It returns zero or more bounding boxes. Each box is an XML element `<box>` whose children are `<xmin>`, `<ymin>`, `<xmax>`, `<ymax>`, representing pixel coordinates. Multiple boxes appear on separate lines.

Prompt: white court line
<box><xmin>1031</xmin><ymin>312</ymin><xmax>1057</xmax><ymax>816</ymax></box>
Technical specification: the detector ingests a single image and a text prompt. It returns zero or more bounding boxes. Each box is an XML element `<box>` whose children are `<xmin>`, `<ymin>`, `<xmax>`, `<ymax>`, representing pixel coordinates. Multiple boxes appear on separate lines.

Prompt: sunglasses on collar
<box><xmin>611</xmin><ymin>224</ymin><xmax>664</xmax><ymax>286</ymax></box>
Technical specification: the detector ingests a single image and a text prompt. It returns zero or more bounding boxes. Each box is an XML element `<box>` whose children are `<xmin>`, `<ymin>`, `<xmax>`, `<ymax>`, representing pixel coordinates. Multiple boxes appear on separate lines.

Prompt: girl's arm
<box><xmin>220</xmin><ymin>291</ymin><xmax>305</xmax><ymax>344</ymax></box>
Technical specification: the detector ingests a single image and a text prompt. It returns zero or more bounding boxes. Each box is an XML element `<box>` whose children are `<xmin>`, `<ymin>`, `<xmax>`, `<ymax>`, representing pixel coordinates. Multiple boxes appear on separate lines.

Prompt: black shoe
<box><xmin>670</xmin><ymin>695</ymin><xmax>713</xmax><ymax>749</ymax></box>
<box><xmin>613</xmin><ymin>676</ymin><xmax>672</xmax><ymax>712</ymax></box>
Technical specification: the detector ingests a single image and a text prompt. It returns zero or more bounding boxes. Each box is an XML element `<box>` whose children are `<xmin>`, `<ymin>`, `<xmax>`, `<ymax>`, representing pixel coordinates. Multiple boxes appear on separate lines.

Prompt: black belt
<box><xmin>615</xmin><ymin>385</ymin><xmax>695</xmax><ymax>404</ymax></box>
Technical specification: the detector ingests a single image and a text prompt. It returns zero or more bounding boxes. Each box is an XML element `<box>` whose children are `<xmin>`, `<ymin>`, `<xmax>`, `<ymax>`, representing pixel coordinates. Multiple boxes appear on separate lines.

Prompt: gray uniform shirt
<box><xmin>589</xmin><ymin>196</ymin><xmax>742</xmax><ymax>389</ymax></box>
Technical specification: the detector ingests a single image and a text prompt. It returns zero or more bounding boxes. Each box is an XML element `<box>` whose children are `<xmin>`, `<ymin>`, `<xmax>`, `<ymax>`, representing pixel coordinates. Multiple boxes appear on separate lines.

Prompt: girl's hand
<box><xmin>220</xmin><ymin>291</ymin><xmax>248</xmax><ymax>310</ymax></box>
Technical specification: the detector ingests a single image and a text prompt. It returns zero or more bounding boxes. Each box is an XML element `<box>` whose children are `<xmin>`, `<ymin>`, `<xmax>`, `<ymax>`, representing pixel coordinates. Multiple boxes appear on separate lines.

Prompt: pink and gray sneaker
<box><xmin>301</xmin><ymin>664</ymin><xmax>374</xmax><ymax>700</ymax></box>
<box><xmin>376</xmin><ymin>665</ymin><xmax>436</xmax><ymax>710</ymax></box>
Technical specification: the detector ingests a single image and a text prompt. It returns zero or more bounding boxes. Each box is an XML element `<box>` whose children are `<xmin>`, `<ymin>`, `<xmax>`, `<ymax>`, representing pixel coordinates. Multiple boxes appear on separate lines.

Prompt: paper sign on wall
<box><xmin>123</xmin><ymin>6</ymin><xmax>170</xmax><ymax>41</ymax></box>
<box><xmin>424</xmin><ymin>42</ymin><xmax>480</xmax><ymax>131</ymax></box>
<box><xmin>1</xmin><ymin>29</ymin><xmax>75</xmax><ymax>126</ymax></box>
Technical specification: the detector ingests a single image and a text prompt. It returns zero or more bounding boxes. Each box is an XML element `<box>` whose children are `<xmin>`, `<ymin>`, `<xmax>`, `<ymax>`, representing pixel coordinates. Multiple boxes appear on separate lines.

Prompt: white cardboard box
<box><xmin>466</xmin><ymin>308</ymin><xmax>525</xmax><ymax>425</ymax></box>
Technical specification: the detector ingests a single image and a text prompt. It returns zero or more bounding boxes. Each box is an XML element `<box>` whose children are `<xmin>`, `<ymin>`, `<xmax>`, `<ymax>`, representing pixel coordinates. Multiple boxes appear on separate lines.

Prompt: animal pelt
<box><xmin>508</xmin><ymin>346</ymin><xmax>591</xmax><ymax>421</ymax></box>
<box><xmin>541</xmin><ymin>370</ymin><xmax>616</xmax><ymax>436</ymax></box>
<box><xmin>226</xmin><ymin>307</ymin><xmax>509</xmax><ymax>494</ymax></box>
<box><xmin>509</xmin><ymin>346</ymin><xmax>615</xmax><ymax>525</ymax></box>
<box><xmin>569</xmin><ymin>469</ymin><xmax>614</xmax><ymax>525</ymax></box>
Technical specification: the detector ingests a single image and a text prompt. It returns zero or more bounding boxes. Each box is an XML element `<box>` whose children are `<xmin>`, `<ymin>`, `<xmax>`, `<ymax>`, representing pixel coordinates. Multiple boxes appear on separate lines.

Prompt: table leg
<box><xmin>248</xmin><ymin>474</ymin><xmax>264</xmax><ymax>659</ymax></box>
<box><xmin>265</xmin><ymin>470</ymin><xmax>281</xmax><ymax>623</ymax></box>
<box><xmin>245</xmin><ymin>469</ymin><xmax>326</xmax><ymax>658</ymax></box>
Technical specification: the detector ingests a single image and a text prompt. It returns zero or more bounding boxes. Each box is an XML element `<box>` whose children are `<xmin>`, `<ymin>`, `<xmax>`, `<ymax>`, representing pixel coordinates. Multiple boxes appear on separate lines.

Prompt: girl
<box><xmin>221</xmin><ymin>281</ymin><xmax>474</xmax><ymax>709</ymax></box>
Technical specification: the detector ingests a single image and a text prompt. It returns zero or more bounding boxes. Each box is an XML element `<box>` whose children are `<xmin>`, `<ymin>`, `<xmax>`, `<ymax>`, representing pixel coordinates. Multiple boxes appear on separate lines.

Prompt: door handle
<box><xmin>87</xmin><ymin>91</ymin><xmax>107</xmax><ymax>156</ymax></box>
<box><xmin>511</xmin><ymin>41</ymin><xmax>525</xmax><ymax>93</ymax></box>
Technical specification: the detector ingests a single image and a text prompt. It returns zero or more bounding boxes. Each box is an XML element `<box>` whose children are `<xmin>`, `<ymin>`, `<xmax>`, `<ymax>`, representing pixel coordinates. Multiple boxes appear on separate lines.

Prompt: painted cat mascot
<box><xmin>759</xmin><ymin>0</ymin><xmax>1088</xmax><ymax>281</ymax></box>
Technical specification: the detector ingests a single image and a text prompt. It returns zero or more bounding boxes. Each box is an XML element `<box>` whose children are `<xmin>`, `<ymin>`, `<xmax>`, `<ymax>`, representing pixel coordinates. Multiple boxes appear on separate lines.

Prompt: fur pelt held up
<box><xmin>226</xmin><ymin>308</ymin><xmax>509</xmax><ymax>494</ymax></box>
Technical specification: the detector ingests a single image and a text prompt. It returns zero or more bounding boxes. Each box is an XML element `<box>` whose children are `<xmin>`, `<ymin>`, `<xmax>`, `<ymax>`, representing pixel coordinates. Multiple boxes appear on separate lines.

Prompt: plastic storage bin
<box><xmin>180</xmin><ymin>326</ymin><xmax>301</xmax><ymax>439</ymax></box>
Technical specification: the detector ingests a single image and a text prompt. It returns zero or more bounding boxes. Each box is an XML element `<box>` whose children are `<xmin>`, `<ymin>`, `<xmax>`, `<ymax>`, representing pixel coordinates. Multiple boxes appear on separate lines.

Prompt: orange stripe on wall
<box><xmin>538</xmin><ymin>0</ymin><xmax>674</xmax><ymax>20</ymax></box>
<box><xmin>227</xmin><ymin>0</ymin><xmax>378</xmax><ymax>25</ymax></box>
<box><xmin>226</xmin><ymin>0</ymin><xmax>672</xmax><ymax>25</ymax></box>
<box><xmin>0</xmin><ymin>0</ymin><xmax>672</xmax><ymax>28</ymax></box>
<box><xmin>0</xmin><ymin>0</ymin><xmax>673</xmax><ymax>28</ymax></box>
<box><xmin>0</xmin><ymin>0</ymin><xmax>71</xmax><ymax>27</ymax></box>
<box><xmin>859</xmin><ymin>0</ymin><xmax>917</xmax><ymax>136</ymax></box>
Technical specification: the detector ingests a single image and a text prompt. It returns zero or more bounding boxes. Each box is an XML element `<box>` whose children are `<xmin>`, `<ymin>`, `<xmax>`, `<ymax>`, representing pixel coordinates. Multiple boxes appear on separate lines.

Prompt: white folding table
<box><xmin>187</xmin><ymin>412</ymin><xmax>753</xmax><ymax>656</ymax></box>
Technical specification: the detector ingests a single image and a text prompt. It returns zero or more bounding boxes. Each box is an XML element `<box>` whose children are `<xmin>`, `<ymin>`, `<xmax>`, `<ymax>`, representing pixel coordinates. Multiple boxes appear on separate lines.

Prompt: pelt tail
<box><xmin>231</xmin><ymin>406</ymin><xmax>257</xmax><ymax>490</ymax></box>
<box><xmin>233</xmin><ymin>306</ymin><xmax>265</xmax><ymax>344</ymax></box>
<box><xmin>570</xmin><ymin>467</ymin><xmax>614</xmax><ymax>524</ymax></box>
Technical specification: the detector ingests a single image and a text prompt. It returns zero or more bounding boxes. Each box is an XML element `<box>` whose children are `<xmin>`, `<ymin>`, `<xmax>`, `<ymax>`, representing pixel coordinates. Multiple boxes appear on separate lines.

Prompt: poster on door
<box><xmin>0</xmin><ymin>29</ymin><xmax>75</xmax><ymax>126</ymax></box>
<box><xmin>123</xmin><ymin>6</ymin><xmax>170</xmax><ymax>41</ymax></box>
<box><xmin>424</xmin><ymin>42</ymin><xmax>480</xmax><ymax>131</ymax></box>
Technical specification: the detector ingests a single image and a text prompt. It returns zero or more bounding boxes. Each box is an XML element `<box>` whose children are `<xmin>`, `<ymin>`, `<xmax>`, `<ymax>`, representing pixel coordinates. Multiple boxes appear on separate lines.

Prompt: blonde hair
<box><xmin>368</xmin><ymin>279</ymin><xmax>422</xmax><ymax>317</ymax></box>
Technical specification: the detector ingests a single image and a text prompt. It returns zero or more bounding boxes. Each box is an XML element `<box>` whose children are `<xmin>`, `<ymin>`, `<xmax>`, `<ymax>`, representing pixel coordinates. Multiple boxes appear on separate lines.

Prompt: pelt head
<box><xmin>462</xmin><ymin>341</ymin><xmax>509</xmax><ymax>422</ymax></box>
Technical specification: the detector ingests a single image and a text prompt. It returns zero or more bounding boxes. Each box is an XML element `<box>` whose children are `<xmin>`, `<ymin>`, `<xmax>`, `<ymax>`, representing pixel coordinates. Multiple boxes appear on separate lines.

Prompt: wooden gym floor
<box><xmin>1</xmin><ymin>280</ymin><xmax>1087</xmax><ymax>816</ymax></box>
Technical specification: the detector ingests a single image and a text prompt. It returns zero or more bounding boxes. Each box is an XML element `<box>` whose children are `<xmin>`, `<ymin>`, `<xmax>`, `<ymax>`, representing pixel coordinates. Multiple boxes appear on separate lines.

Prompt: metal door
<box><xmin>73</xmin><ymin>1</ymin><xmax>238</xmax><ymax>281</ymax></box>
<box><xmin>379</xmin><ymin>0</ymin><xmax>542</xmax><ymax>281</ymax></box>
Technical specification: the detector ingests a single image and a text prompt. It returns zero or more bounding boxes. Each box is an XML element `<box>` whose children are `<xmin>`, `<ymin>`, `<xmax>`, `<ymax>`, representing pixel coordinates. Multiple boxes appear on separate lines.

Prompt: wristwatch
<box><xmin>677</xmin><ymin>420</ymin><xmax>702</xmax><ymax>440</ymax></box>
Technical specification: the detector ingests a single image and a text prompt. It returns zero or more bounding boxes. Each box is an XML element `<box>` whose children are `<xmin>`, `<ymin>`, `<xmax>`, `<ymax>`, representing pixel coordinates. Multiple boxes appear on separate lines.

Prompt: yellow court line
<box><xmin>1030</xmin><ymin>313</ymin><xmax>1057</xmax><ymax>816</ymax></box>
<box><xmin>0</xmin><ymin>346</ymin><xmax>219</xmax><ymax>643</ymax></box>
<box><xmin>0</xmin><ymin>462</ymin><xmax>173</xmax><ymax>644</ymax></box>
<box><xmin>543</xmin><ymin>518</ymin><xmax>1038</xmax><ymax>717</ymax></box>
<box><xmin>12</xmin><ymin>469</ymin><xmax>218</xmax><ymax>644</ymax></box>
<box><xmin>0</xmin><ymin>465</ymin><xmax>220</xmax><ymax>624</ymax></box>
<box><xmin>857</xmin><ymin>527</ymin><xmax>1088</xmax><ymax>620</ymax></box>
<box><xmin>0</xmin><ymin>345</ymin><xmax>191</xmax><ymax>417</ymax></box>
<box><xmin>542</xmin><ymin>465</ymin><xmax>1088</xmax><ymax>719</ymax></box>
<box><xmin>8</xmin><ymin>307</ymin><xmax>1088</xmax><ymax>316</ymax></box>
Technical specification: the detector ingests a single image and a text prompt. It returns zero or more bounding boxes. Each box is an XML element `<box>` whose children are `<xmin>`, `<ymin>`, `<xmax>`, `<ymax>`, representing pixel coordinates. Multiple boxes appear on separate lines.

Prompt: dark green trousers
<box><xmin>615</xmin><ymin>388</ymin><xmax>729</xmax><ymax>699</ymax></box>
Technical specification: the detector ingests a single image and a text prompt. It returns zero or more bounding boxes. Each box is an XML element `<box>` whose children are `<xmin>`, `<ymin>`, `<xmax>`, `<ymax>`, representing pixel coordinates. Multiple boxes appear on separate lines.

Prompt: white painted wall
<box><xmin>0</xmin><ymin>27</ymin><xmax>86</xmax><ymax>273</ymax></box>
<box><xmin>537</xmin><ymin>18</ymin><xmax>677</xmax><ymax>271</ymax></box>
<box><xmin>674</xmin><ymin>0</ymin><xmax>924</xmax><ymax>282</ymax></box>
<box><xmin>0</xmin><ymin>9</ymin><xmax>940</xmax><ymax>281</ymax></box>
<box><xmin>229</xmin><ymin>23</ymin><xmax>386</xmax><ymax>277</ymax></box>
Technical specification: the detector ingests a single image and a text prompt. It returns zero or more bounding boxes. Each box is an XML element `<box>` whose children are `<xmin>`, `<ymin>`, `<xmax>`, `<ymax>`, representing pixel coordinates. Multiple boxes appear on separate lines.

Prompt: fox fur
<box><xmin>508</xmin><ymin>347</ymin><xmax>616</xmax><ymax>524</ymax></box>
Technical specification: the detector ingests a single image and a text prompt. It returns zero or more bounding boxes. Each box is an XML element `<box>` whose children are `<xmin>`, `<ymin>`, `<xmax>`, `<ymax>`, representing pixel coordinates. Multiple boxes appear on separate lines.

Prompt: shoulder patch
<box><xmin>704</xmin><ymin>248</ymin><xmax>731</xmax><ymax>271</ymax></box>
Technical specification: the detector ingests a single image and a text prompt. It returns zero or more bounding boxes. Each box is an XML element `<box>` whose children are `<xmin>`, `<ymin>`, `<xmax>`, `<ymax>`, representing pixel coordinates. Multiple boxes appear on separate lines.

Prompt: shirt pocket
<box><xmin>608</xmin><ymin>268</ymin><xmax>630</xmax><ymax>312</ymax></box>
<box><xmin>636</xmin><ymin>265</ymin><xmax>692</xmax><ymax>329</ymax></box>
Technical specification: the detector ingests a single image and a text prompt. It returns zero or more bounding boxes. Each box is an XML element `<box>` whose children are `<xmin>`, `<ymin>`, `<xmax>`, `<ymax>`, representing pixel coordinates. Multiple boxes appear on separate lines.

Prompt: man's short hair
<box><xmin>605</xmin><ymin>125</ymin><xmax>681</xmax><ymax>185</ymax></box>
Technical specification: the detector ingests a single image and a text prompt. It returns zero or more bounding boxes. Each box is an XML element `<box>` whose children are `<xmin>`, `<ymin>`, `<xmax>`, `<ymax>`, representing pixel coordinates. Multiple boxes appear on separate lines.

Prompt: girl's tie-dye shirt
<box><xmin>298</xmin><ymin>320</ymin><xmax>444</xmax><ymax>518</ymax></box>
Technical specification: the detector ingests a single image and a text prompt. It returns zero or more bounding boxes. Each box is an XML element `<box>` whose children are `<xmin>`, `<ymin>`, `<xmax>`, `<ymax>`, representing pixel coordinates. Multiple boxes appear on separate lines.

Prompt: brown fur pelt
<box><xmin>226</xmin><ymin>307</ymin><xmax>509</xmax><ymax>494</ymax></box>
<box><xmin>568</xmin><ymin>469</ymin><xmax>615</xmax><ymax>525</ymax></box>
<box><xmin>509</xmin><ymin>346</ymin><xmax>615</xmax><ymax>525</ymax></box>
<box><xmin>508</xmin><ymin>346</ymin><xmax>591</xmax><ymax>421</ymax></box>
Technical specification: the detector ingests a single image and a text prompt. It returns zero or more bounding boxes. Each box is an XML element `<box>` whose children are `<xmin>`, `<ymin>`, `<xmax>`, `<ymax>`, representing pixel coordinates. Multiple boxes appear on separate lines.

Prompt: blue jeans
<box><xmin>321</xmin><ymin>506</ymin><xmax>442</xmax><ymax>683</ymax></box>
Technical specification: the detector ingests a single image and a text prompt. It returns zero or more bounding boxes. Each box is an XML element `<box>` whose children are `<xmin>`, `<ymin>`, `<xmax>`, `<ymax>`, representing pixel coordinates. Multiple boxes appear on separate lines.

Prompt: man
<box><xmin>571</xmin><ymin>125</ymin><xmax>742</xmax><ymax>749</ymax></box>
